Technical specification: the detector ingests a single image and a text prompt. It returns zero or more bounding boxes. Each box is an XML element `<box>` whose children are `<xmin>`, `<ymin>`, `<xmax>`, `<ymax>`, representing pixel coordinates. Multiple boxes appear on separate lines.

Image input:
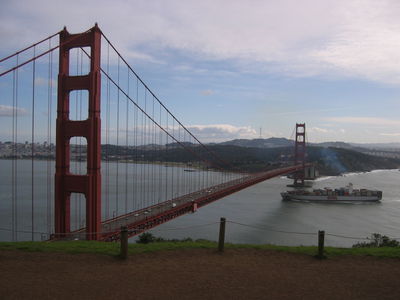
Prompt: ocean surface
<box><xmin>1</xmin><ymin>159</ymin><xmax>400</xmax><ymax>247</ymax></box>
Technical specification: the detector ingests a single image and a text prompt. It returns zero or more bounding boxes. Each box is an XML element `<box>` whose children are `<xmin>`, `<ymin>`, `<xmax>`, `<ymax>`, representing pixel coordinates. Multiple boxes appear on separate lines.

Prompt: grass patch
<box><xmin>0</xmin><ymin>241</ymin><xmax>121</xmax><ymax>256</ymax></box>
<box><xmin>0</xmin><ymin>240</ymin><xmax>218</xmax><ymax>256</ymax></box>
<box><xmin>1</xmin><ymin>241</ymin><xmax>400</xmax><ymax>258</ymax></box>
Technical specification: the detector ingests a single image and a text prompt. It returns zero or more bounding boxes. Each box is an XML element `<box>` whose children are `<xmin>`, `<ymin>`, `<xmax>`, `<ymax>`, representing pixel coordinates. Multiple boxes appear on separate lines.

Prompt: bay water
<box><xmin>1</xmin><ymin>158</ymin><xmax>399</xmax><ymax>247</ymax></box>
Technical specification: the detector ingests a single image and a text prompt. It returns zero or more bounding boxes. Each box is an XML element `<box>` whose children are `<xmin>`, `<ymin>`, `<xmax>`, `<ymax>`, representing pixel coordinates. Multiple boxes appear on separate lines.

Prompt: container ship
<box><xmin>281</xmin><ymin>183</ymin><xmax>382</xmax><ymax>202</ymax></box>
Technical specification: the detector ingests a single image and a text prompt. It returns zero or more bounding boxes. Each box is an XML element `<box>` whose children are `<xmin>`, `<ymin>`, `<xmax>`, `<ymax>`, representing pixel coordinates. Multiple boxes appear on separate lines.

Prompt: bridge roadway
<box><xmin>70</xmin><ymin>164</ymin><xmax>306</xmax><ymax>241</ymax></box>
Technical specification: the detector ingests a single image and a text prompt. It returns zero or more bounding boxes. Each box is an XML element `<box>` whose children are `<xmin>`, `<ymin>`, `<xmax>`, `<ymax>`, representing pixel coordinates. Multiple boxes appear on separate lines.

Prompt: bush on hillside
<box><xmin>352</xmin><ymin>233</ymin><xmax>399</xmax><ymax>248</ymax></box>
<box><xmin>136</xmin><ymin>232</ymin><xmax>194</xmax><ymax>244</ymax></box>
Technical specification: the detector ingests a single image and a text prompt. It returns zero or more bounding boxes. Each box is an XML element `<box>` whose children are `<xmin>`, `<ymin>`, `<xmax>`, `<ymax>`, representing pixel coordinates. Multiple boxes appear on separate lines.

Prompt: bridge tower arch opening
<box><xmin>55</xmin><ymin>25</ymin><xmax>102</xmax><ymax>240</ymax></box>
<box><xmin>293</xmin><ymin>123</ymin><xmax>306</xmax><ymax>186</ymax></box>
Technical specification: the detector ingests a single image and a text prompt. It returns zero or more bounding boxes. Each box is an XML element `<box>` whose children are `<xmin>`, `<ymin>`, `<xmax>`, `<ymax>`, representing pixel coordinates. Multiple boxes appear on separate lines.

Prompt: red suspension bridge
<box><xmin>0</xmin><ymin>25</ymin><xmax>309</xmax><ymax>242</ymax></box>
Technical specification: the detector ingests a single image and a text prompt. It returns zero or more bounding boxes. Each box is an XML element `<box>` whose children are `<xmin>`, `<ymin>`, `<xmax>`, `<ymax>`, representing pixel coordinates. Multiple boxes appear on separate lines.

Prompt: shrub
<box><xmin>353</xmin><ymin>233</ymin><xmax>399</xmax><ymax>248</ymax></box>
<box><xmin>136</xmin><ymin>232</ymin><xmax>157</xmax><ymax>244</ymax></box>
<box><xmin>136</xmin><ymin>233</ymin><xmax>195</xmax><ymax>244</ymax></box>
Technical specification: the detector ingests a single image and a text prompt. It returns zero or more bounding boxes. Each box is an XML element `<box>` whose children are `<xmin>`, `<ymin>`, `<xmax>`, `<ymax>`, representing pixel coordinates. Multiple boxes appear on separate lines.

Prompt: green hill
<box><xmin>101</xmin><ymin>144</ymin><xmax>400</xmax><ymax>175</ymax></box>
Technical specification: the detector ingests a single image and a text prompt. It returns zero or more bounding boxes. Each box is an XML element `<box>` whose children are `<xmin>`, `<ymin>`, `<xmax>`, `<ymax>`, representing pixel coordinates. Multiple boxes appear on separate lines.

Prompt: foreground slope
<box><xmin>1</xmin><ymin>247</ymin><xmax>400</xmax><ymax>300</ymax></box>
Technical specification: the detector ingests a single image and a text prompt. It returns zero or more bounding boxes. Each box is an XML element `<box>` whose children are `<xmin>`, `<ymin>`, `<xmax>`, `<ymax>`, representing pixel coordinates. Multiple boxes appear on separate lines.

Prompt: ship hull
<box><xmin>281</xmin><ymin>193</ymin><xmax>381</xmax><ymax>202</ymax></box>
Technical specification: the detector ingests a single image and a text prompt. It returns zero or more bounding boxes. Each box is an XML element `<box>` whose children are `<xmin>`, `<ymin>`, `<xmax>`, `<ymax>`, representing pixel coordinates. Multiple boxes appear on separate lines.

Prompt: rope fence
<box><xmin>226</xmin><ymin>220</ymin><xmax>400</xmax><ymax>241</ymax></box>
<box><xmin>2</xmin><ymin>217</ymin><xmax>400</xmax><ymax>260</ymax></box>
<box><xmin>1</xmin><ymin>218</ymin><xmax>398</xmax><ymax>242</ymax></box>
<box><xmin>226</xmin><ymin>220</ymin><xmax>316</xmax><ymax>236</ymax></box>
<box><xmin>143</xmin><ymin>222</ymin><xmax>219</xmax><ymax>232</ymax></box>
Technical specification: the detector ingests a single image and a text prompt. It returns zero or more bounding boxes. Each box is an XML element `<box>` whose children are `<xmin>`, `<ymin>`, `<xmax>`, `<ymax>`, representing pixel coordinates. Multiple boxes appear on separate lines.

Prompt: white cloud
<box><xmin>307</xmin><ymin>126</ymin><xmax>347</xmax><ymax>141</ymax></box>
<box><xmin>187</xmin><ymin>124</ymin><xmax>258</xmax><ymax>142</ymax></box>
<box><xmin>0</xmin><ymin>105</ymin><xmax>28</xmax><ymax>117</ymax></box>
<box><xmin>200</xmin><ymin>89</ymin><xmax>214</xmax><ymax>96</ymax></box>
<box><xmin>35</xmin><ymin>77</ymin><xmax>56</xmax><ymax>87</ymax></box>
<box><xmin>3</xmin><ymin>0</ymin><xmax>400</xmax><ymax>84</ymax></box>
<box><xmin>100</xmin><ymin>123</ymin><xmax>259</xmax><ymax>144</ymax></box>
<box><xmin>310</xmin><ymin>0</ymin><xmax>400</xmax><ymax>84</ymax></box>
<box><xmin>309</xmin><ymin>127</ymin><xmax>329</xmax><ymax>133</ymax></box>
<box><xmin>379</xmin><ymin>132</ymin><xmax>400</xmax><ymax>136</ymax></box>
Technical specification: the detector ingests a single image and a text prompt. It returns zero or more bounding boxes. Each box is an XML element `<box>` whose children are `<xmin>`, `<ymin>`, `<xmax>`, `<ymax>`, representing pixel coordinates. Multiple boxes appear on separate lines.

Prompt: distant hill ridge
<box><xmin>218</xmin><ymin>137</ymin><xmax>293</xmax><ymax>148</ymax></box>
<box><xmin>213</xmin><ymin>137</ymin><xmax>400</xmax><ymax>151</ymax></box>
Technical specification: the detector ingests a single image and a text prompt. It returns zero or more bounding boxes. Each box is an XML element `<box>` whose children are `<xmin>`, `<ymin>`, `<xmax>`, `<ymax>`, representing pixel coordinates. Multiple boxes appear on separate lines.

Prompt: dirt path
<box><xmin>1</xmin><ymin>248</ymin><xmax>400</xmax><ymax>299</ymax></box>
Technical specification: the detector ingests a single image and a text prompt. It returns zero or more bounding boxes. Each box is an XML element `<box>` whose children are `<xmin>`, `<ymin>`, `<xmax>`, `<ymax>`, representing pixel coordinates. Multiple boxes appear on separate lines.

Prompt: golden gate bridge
<box><xmin>0</xmin><ymin>25</ymin><xmax>309</xmax><ymax>241</ymax></box>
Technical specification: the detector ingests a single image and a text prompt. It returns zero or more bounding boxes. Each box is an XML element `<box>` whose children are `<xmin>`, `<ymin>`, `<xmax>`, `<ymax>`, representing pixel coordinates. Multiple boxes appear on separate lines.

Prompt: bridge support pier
<box><xmin>55</xmin><ymin>25</ymin><xmax>102</xmax><ymax>240</ymax></box>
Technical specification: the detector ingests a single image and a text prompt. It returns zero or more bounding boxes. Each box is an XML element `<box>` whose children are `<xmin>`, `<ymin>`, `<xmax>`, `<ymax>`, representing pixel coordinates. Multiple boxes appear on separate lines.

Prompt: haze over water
<box><xmin>1</xmin><ymin>159</ymin><xmax>399</xmax><ymax>247</ymax></box>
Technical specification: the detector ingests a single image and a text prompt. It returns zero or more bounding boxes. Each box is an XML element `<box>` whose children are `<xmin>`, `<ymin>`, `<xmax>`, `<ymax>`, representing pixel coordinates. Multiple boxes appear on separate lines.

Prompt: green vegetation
<box><xmin>101</xmin><ymin>143</ymin><xmax>400</xmax><ymax>175</ymax></box>
<box><xmin>1</xmin><ymin>238</ymin><xmax>400</xmax><ymax>258</ymax></box>
<box><xmin>308</xmin><ymin>147</ymin><xmax>400</xmax><ymax>175</ymax></box>
<box><xmin>353</xmin><ymin>233</ymin><xmax>400</xmax><ymax>248</ymax></box>
<box><xmin>13</xmin><ymin>140</ymin><xmax>399</xmax><ymax>175</ymax></box>
<box><xmin>136</xmin><ymin>232</ymin><xmax>194</xmax><ymax>244</ymax></box>
<box><xmin>0</xmin><ymin>240</ymin><xmax>217</xmax><ymax>256</ymax></box>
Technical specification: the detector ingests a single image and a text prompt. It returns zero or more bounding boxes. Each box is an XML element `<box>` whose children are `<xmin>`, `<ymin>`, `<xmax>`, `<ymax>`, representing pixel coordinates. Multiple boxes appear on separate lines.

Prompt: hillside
<box><xmin>2</xmin><ymin>246</ymin><xmax>400</xmax><ymax>300</ymax></box>
<box><xmin>307</xmin><ymin>147</ymin><xmax>400</xmax><ymax>175</ymax></box>
<box><xmin>102</xmin><ymin>144</ymin><xmax>400</xmax><ymax>175</ymax></box>
<box><xmin>219</xmin><ymin>137</ymin><xmax>293</xmax><ymax>148</ymax></box>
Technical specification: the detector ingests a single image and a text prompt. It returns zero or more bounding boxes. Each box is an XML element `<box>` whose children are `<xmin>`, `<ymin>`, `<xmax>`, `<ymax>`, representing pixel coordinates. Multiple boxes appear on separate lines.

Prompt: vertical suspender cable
<box><xmin>185</xmin><ymin>130</ymin><xmax>189</xmax><ymax>194</ymax></box>
<box><xmin>140</xmin><ymin>87</ymin><xmax>144</xmax><ymax>209</ymax></box>
<box><xmin>105</xmin><ymin>43</ymin><xmax>110</xmax><ymax>220</ymax></box>
<box><xmin>125</xmin><ymin>67</ymin><xmax>129</xmax><ymax>214</ymax></box>
<box><xmin>11</xmin><ymin>62</ymin><xmax>16</xmax><ymax>241</ymax></box>
<box><xmin>134</xmin><ymin>78</ymin><xmax>139</xmax><ymax>210</ymax></box>
<box><xmin>78</xmin><ymin>50</ymin><xmax>83</xmax><ymax>228</ymax></box>
<box><xmin>116</xmin><ymin>56</ymin><xmax>120</xmax><ymax>217</ymax></box>
<box><xmin>31</xmin><ymin>46</ymin><xmax>36</xmax><ymax>241</ymax></box>
<box><xmin>171</xmin><ymin>118</ymin><xmax>174</xmax><ymax>200</ymax></box>
<box><xmin>46</xmin><ymin>40</ymin><xmax>53</xmax><ymax>236</ymax></box>
<box><xmin>146</xmin><ymin>91</ymin><xmax>150</xmax><ymax>206</ymax></box>
<box><xmin>74</xmin><ymin>49</ymin><xmax>79</xmax><ymax>229</ymax></box>
<box><xmin>197</xmin><ymin>137</ymin><xmax>200</xmax><ymax>192</ymax></box>
<box><xmin>178</xmin><ymin>124</ymin><xmax>181</xmax><ymax>197</ymax></box>
<box><xmin>144</xmin><ymin>88</ymin><xmax>148</xmax><ymax>207</ymax></box>
<box><xmin>159</xmin><ymin>103</ymin><xmax>162</xmax><ymax>203</ymax></box>
<box><xmin>14</xmin><ymin>54</ymin><xmax>19</xmax><ymax>241</ymax></box>
<box><xmin>165</xmin><ymin>112</ymin><xmax>168</xmax><ymax>201</ymax></box>
<box><xmin>152</xmin><ymin>95</ymin><xmax>155</xmax><ymax>205</ymax></box>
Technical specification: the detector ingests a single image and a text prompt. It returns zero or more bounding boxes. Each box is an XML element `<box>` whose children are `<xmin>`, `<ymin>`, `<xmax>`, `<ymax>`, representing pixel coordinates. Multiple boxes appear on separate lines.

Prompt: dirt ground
<box><xmin>1</xmin><ymin>248</ymin><xmax>400</xmax><ymax>300</ymax></box>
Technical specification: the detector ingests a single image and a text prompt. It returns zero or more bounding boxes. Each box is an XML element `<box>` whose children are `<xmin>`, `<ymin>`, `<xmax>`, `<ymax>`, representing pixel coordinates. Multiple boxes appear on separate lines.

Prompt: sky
<box><xmin>1</xmin><ymin>0</ymin><xmax>400</xmax><ymax>144</ymax></box>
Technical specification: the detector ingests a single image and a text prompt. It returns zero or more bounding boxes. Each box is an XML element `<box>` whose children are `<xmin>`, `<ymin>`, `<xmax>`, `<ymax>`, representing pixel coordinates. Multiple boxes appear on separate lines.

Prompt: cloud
<box><xmin>200</xmin><ymin>89</ymin><xmax>214</xmax><ymax>96</ymax></box>
<box><xmin>35</xmin><ymin>77</ymin><xmax>57</xmax><ymax>87</ymax></box>
<box><xmin>186</xmin><ymin>124</ymin><xmax>258</xmax><ymax>142</ymax></box>
<box><xmin>309</xmin><ymin>127</ymin><xmax>329</xmax><ymax>133</ymax></box>
<box><xmin>310</xmin><ymin>0</ymin><xmax>400</xmax><ymax>84</ymax></box>
<box><xmin>0</xmin><ymin>105</ymin><xmax>28</xmax><ymax>117</ymax></box>
<box><xmin>308</xmin><ymin>126</ymin><xmax>346</xmax><ymax>136</ymax></box>
<box><xmin>100</xmin><ymin>123</ymin><xmax>259</xmax><ymax>144</ymax></box>
<box><xmin>3</xmin><ymin>0</ymin><xmax>400</xmax><ymax>84</ymax></box>
<box><xmin>379</xmin><ymin>132</ymin><xmax>400</xmax><ymax>136</ymax></box>
<box><xmin>325</xmin><ymin>117</ymin><xmax>400</xmax><ymax>126</ymax></box>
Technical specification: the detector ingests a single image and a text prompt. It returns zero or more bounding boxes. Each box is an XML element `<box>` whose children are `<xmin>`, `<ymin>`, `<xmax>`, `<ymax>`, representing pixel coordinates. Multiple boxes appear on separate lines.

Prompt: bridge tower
<box><xmin>55</xmin><ymin>25</ymin><xmax>102</xmax><ymax>240</ymax></box>
<box><xmin>293</xmin><ymin>123</ymin><xmax>306</xmax><ymax>186</ymax></box>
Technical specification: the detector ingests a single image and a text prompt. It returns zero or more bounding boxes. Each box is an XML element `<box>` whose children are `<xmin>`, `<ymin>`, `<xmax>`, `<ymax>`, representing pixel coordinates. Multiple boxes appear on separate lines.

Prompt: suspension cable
<box><xmin>99</xmin><ymin>31</ymin><xmax>241</xmax><ymax>173</ymax></box>
<box><xmin>0</xmin><ymin>31</ymin><xmax>60</xmax><ymax>63</ymax></box>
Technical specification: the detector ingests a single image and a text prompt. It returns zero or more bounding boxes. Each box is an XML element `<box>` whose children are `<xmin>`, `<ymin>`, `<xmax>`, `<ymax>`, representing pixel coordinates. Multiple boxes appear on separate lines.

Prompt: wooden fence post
<box><xmin>120</xmin><ymin>226</ymin><xmax>128</xmax><ymax>259</ymax></box>
<box><xmin>317</xmin><ymin>230</ymin><xmax>326</xmax><ymax>259</ymax></box>
<box><xmin>218</xmin><ymin>217</ymin><xmax>226</xmax><ymax>253</ymax></box>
